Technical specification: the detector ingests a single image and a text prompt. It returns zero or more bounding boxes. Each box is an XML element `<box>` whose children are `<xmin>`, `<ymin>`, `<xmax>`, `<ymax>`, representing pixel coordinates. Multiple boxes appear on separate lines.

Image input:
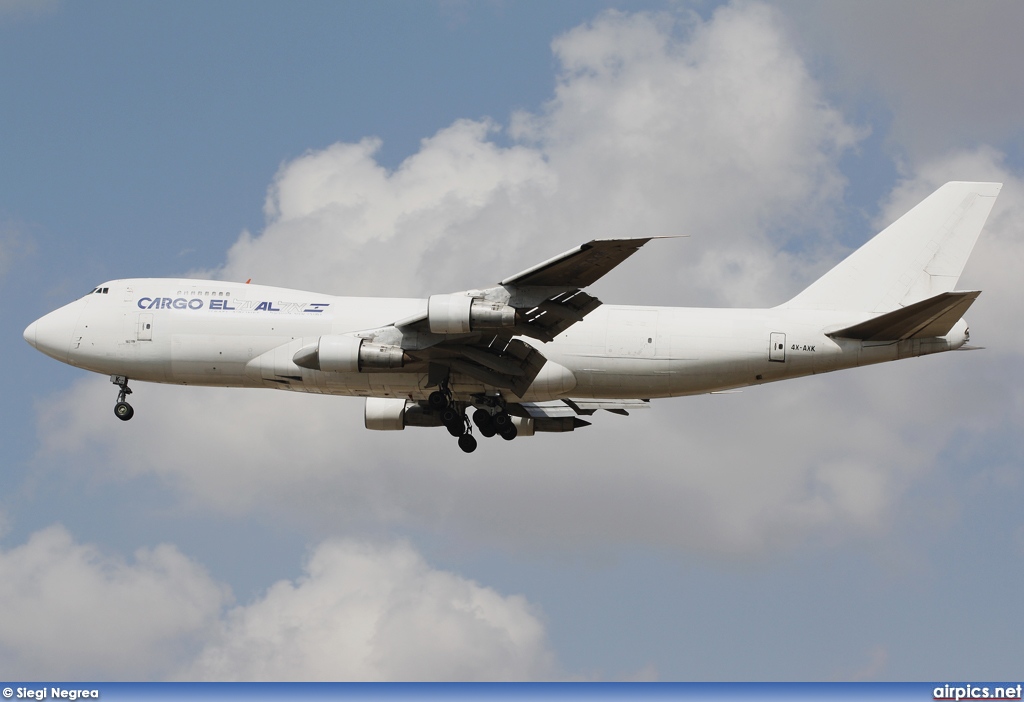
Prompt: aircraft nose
<box><xmin>23</xmin><ymin>320</ymin><xmax>38</xmax><ymax>347</ymax></box>
<box><xmin>24</xmin><ymin>304</ymin><xmax>80</xmax><ymax>363</ymax></box>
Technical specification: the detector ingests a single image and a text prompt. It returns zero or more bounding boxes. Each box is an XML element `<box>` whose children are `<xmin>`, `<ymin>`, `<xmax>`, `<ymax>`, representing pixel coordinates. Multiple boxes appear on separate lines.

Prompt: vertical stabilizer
<box><xmin>783</xmin><ymin>181</ymin><xmax>1001</xmax><ymax>312</ymax></box>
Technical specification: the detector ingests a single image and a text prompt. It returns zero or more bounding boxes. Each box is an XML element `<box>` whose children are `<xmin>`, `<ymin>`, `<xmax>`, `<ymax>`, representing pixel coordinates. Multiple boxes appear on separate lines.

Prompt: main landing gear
<box><xmin>428</xmin><ymin>379</ymin><xmax>477</xmax><ymax>453</ymax></box>
<box><xmin>472</xmin><ymin>407</ymin><xmax>517</xmax><ymax>441</ymax></box>
<box><xmin>111</xmin><ymin>375</ymin><xmax>134</xmax><ymax>421</ymax></box>
<box><xmin>428</xmin><ymin>378</ymin><xmax>518</xmax><ymax>453</ymax></box>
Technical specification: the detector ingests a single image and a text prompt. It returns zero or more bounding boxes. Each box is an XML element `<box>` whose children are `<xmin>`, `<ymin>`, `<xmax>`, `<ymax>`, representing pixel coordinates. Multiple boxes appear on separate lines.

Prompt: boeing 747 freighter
<box><xmin>24</xmin><ymin>182</ymin><xmax>1001</xmax><ymax>453</ymax></box>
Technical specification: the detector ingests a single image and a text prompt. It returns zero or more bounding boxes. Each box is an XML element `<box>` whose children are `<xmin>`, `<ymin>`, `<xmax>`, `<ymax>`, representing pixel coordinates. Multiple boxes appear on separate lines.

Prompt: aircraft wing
<box><xmin>381</xmin><ymin>237</ymin><xmax>658</xmax><ymax>394</ymax></box>
<box><xmin>501</xmin><ymin>237</ymin><xmax>657</xmax><ymax>288</ymax></box>
<box><xmin>501</xmin><ymin>237</ymin><xmax>660</xmax><ymax>342</ymax></box>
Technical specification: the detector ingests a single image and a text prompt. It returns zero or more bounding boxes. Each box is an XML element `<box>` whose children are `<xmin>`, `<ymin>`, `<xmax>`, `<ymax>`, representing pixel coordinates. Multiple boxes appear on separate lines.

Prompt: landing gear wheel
<box><xmin>499</xmin><ymin>423</ymin><xmax>517</xmax><ymax>441</ymax></box>
<box><xmin>457</xmin><ymin>434</ymin><xmax>478</xmax><ymax>453</ymax></box>
<box><xmin>114</xmin><ymin>401</ymin><xmax>134</xmax><ymax>421</ymax></box>
<box><xmin>492</xmin><ymin>411</ymin><xmax>511</xmax><ymax>429</ymax></box>
<box><xmin>442</xmin><ymin>406</ymin><xmax>465</xmax><ymax>437</ymax></box>
<box><xmin>428</xmin><ymin>391</ymin><xmax>448</xmax><ymax>410</ymax></box>
<box><xmin>111</xmin><ymin>376</ymin><xmax>135</xmax><ymax>421</ymax></box>
<box><xmin>472</xmin><ymin>409</ymin><xmax>496</xmax><ymax>438</ymax></box>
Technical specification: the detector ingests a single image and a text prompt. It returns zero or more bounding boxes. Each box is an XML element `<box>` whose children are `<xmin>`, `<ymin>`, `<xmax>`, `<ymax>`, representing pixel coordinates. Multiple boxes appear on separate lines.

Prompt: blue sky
<box><xmin>3</xmin><ymin>0</ymin><xmax>1024</xmax><ymax>681</ymax></box>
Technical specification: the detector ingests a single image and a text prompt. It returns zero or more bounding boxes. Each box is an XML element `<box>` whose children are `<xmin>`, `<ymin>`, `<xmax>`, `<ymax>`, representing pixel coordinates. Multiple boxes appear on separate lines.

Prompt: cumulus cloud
<box><xmin>216</xmin><ymin>122</ymin><xmax>556</xmax><ymax>299</ymax></box>
<box><xmin>186</xmin><ymin>539</ymin><xmax>554</xmax><ymax>681</ymax></box>
<box><xmin>208</xmin><ymin>4</ymin><xmax>858</xmax><ymax>308</ymax></box>
<box><xmin>30</xmin><ymin>3</ymin><xmax>1023</xmax><ymax>565</ymax></box>
<box><xmin>780</xmin><ymin>0</ymin><xmax>1024</xmax><ymax>162</ymax></box>
<box><xmin>37</xmin><ymin>365</ymin><xmax>938</xmax><ymax>555</ymax></box>
<box><xmin>34</xmin><ymin>2</ymin><xmax>905</xmax><ymax>555</ymax></box>
<box><xmin>0</xmin><ymin>527</ymin><xmax>554</xmax><ymax>680</ymax></box>
<box><xmin>0</xmin><ymin>525</ymin><xmax>228</xmax><ymax>680</ymax></box>
<box><xmin>34</xmin><ymin>2</ymin><xmax>1016</xmax><ymax>559</ymax></box>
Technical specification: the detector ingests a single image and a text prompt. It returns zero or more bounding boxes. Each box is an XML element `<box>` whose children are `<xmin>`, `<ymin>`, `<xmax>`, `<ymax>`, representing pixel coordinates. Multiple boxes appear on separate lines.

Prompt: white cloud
<box><xmin>32</xmin><ymin>4</ymin><xmax>1023</xmax><ymax>564</ymax></box>
<box><xmin>36</xmin><ymin>313</ymin><xmax>987</xmax><ymax>558</ymax></box>
<box><xmin>0</xmin><ymin>527</ymin><xmax>555</xmax><ymax>681</ymax></box>
<box><xmin>186</xmin><ymin>539</ymin><xmax>555</xmax><ymax>681</ymax></box>
<box><xmin>0</xmin><ymin>525</ymin><xmax>228</xmax><ymax>680</ymax></box>
<box><xmin>215</xmin><ymin>122</ymin><xmax>556</xmax><ymax>299</ymax></box>
<box><xmin>779</xmin><ymin>0</ymin><xmax>1024</xmax><ymax>162</ymax></box>
<box><xmin>207</xmin><ymin>4</ymin><xmax>858</xmax><ymax>309</ymax></box>
<box><xmin>33</xmin><ymin>2</ymin><xmax>1005</xmax><ymax>559</ymax></box>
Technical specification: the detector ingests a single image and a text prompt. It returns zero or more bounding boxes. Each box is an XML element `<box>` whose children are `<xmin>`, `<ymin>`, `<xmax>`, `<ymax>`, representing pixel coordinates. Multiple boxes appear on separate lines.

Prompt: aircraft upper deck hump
<box><xmin>782</xmin><ymin>181</ymin><xmax>1001</xmax><ymax>313</ymax></box>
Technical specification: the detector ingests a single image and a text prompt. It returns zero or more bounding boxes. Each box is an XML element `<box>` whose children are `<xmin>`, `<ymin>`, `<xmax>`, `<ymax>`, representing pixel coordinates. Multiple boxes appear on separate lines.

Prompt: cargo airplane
<box><xmin>24</xmin><ymin>182</ymin><xmax>1001</xmax><ymax>453</ymax></box>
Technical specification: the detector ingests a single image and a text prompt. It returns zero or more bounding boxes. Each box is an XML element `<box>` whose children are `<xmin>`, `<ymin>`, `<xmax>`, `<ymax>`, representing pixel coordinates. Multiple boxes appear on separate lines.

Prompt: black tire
<box><xmin>458</xmin><ymin>434</ymin><xmax>478</xmax><ymax>453</ymax></box>
<box><xmin>441</xmin><ymin>407</ymin><xmax>460</xmax><ymax>425</ymax></box>
<box><xmin>472</xmin><ymin>408</ymin><xmax>494</xmax><ymax>429</ymax></box>
<box><xmin>492</xmin><ymin>411</ymin><xmax>511</xmax><ymax>429</ymax></box>
<box><xmin>499</xmin><ymin>423</ymin><xmax>517</xmax><ymax>441</ymax></box>
<box><xmin>478</xmin><ymin>424</ymin><xmax>496</xmax><ymax>438</ymax></box>
<box><xmin>445</xmin><ymin>420</ymin><xmax>463</xmax><ymax>437</ymax></box>
<box><xmin>428</xmin><ymin>391</ymin><xmax>448</xmax><ymax>410</ymax></box>
<box><xmin>114</xmin><ymin>401</ymin><xmax>134</xmax><ymax>421</ymax></box>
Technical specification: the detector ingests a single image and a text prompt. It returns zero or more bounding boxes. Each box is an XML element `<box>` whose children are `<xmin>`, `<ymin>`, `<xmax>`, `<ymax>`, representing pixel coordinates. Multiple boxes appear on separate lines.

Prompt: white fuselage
<box><xmin>25</xmin><ymin>278</ymin><xmax>967</xmax><ymax>403</ymax></box>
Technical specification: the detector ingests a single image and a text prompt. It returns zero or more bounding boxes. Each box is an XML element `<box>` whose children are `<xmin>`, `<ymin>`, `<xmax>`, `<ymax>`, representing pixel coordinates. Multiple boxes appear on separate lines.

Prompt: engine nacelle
<box><xmin>511</xmin><ymin>416</ymin><xmax>535</xmax><ymax>437</ymax></box>
<box><xmin>293</xmin><ymin>336</ymin><xmax>405</xmax><ymax>372</ymax></box>
<box><xmin>365</xmin><ymin>397</ymin><xmax>407</xmax><ymax>430</ymax></box>
<box><xmin>427</xmin><ymin>294</ymin><xmax>516</xmax><ymax>334</ymax></box>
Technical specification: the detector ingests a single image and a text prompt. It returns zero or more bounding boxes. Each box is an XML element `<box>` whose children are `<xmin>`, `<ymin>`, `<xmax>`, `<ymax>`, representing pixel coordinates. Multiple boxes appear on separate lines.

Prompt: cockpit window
<box><xmin>85</xmin><ymin>286</ymin><xmax>110</xmax><ymax>297</ymax></box>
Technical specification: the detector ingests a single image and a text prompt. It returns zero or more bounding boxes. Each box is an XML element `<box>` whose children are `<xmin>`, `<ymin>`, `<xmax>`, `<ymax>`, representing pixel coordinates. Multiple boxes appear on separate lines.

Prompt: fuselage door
<box><xmin>769</xmin><ymin>332</ymin><xmax>786</xmax><ymax>362</ymax></box>
<box><xmin>138</xmin><ymin>313</ymin><xmax>154</xmax><ymax>341</ymax></box>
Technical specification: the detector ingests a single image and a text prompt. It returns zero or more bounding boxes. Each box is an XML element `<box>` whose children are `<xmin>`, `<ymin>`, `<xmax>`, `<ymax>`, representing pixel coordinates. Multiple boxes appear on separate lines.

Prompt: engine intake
<box><xmin>427</xmin><ymin>294</ymin><xmax>516</xmax><ymax>334</ymax></box>
<box><xmin>293</xmin><ymin>335</ymin><xmax>406</xmax><ymax>372</ymax></box>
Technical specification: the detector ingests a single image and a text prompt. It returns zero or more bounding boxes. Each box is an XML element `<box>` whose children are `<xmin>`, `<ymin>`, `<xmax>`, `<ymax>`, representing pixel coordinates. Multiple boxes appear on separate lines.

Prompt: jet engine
<box><xmin>427</xmin><ymin>294</ymin><xmax>516</xmax><ymax>334</ymax></box>
<box><xmin>293</xmin><ymin>335</ymin><xmax>406</xmax><ymax>373</ymax></box>
<box><xmin>364</xmin><ymin>397</ymin><xmax>407</xmax><ymax>430</ymax></box>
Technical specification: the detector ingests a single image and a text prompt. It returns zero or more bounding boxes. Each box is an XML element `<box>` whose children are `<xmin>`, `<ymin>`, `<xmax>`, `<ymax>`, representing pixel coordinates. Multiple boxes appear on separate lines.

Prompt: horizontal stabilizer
<box><xmin>828</xmin><ymin>291</ymin><xmax>980</xmax><ymax>341</ymax></box>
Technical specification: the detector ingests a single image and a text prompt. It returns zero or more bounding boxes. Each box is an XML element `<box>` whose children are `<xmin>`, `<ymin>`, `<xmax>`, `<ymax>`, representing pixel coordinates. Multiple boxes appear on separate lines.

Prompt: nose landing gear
<box><xmin>111</xmin><ymin>375</ymin><xmax>134</xmax><ymax>421</ymax></box>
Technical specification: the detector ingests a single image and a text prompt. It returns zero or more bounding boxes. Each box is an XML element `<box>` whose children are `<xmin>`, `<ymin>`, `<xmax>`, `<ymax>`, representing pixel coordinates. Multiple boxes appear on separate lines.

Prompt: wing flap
<box><xmin>516</xmin><ymin>398</ymin><xmax>651</xmax><ymax>418</ymax></box>
<box><xmin>514</xmin><ymin>290</ymin><xmax>602</xmax><ymax>342</ymax></box>
<box><xmin>413</xmin><ymin>338</ymin><xmax>546</xmax><ymax>395</ymax></box>
<box><xmin>515</xmin><ymin>401</ymin><xmax>577</xmax><ymax>418</ymax></box>
<box><xmin>828</xmin><ymin>291</ymin><xmax>980</xmax><ymax>341</ymax></box>
<box><xmin>564</xmin><ymin>398</ymin><xmax>651</xmax><ymax>415</ymax></box>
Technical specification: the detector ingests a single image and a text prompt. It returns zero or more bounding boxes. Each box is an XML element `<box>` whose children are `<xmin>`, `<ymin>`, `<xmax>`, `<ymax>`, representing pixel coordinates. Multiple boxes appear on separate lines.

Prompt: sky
<box><xmin>2</xmin><ymin>0</ymin><xmax>1023</xmax><ymax>682</ymax></box>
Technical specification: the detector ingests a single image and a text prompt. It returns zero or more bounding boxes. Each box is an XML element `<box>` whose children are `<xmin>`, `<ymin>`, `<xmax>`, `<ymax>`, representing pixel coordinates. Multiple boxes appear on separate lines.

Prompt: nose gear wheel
<box><xmin>111</xmin><ymin>375</ymin><xmax>134</xmax><ymax>421</ymax></box>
